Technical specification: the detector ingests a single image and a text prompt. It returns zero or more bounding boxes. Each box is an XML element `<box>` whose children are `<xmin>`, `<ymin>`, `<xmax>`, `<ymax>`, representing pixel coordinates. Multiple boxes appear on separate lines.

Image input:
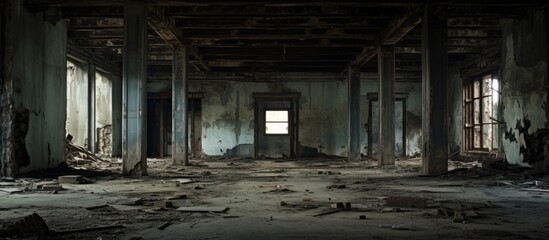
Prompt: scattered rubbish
<box><xmin>265</xmin><ymin>187</ymin><xmax>294</xmax><ymax>193</ymax></box>
<box><xmin>378</xmin><ymin>223</ymin><xmax>415</xmax><ymax>231</ymax></box>
<box><xmin>66</xmin><ymin>138</ymin><xmax>106</xmax><ymax>163</ymax></box>
<box><xmin>157</xmin><ymin>222</ymin><xmax>171</xmax><ymax>230</ymax></box>
<box><xmin>176</xmin><ymin>207</ymin><xmax>229</xmax><ymax>213</ymax></box>
<box><xmin>170</xmin><ymin>179</ymin><xmax>193</xmax><ymax>184</ymax></box>
<box><xmin>438</xmin><ymin>206</ymin><xmax>481</xmax><ymax>222</ymax></box>
<box><xmin>317</xmin><ymin>171</ymin><xmax>341</xmax><ymax>175</ymax></box>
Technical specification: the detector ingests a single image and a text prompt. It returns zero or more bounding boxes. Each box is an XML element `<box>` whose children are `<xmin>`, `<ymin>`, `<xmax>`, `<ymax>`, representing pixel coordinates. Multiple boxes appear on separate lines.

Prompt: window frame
<box><xmin>463</xmin><ymin>72</ymin><xmax>501</xmax><ymax>151</ymax></box>
<box><xmin>264</xmin><ymin>109</ymin><xmax>290</xmax><ymax>136</ymax></box>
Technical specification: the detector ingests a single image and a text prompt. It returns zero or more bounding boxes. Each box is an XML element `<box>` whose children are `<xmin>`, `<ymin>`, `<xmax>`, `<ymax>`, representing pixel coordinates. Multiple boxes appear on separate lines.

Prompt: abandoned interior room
<box><xmin>1</xmin><ymin>0</ymin><xmax>549</xmax><ymax>239</ymax></box>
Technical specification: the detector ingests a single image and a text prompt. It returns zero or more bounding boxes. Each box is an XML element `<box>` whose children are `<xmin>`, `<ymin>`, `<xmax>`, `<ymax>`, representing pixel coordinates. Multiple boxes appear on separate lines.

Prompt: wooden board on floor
<box><xmin>176</xmin><ymin>206</ymin><xmax>229</xmax><ymax>213</ymax></box>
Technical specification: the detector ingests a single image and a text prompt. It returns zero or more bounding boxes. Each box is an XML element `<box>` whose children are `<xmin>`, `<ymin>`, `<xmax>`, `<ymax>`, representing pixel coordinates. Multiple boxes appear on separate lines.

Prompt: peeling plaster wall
<box><xmin>188</xmin><ymin>80</ymin><xmax>422</xmax><ymax>157</ymax></box>
<box><xmin>66</xmin><ymin>61</ymin><xmax>88</xmax><ymax>146</ymax></box>
<box><xmin>501</xmin><ymin>10</ymin><xmax>548</xmax><ymax>166</ymax></box>
<box><xmin>2</xmin><ymin>0</ymin><xmax>67</xmax><ymax>175</ymax></box>
<box><xmin>448</xmin><ymin>71</ymin><xmax>463</xmax><ymax>156</ymax></box>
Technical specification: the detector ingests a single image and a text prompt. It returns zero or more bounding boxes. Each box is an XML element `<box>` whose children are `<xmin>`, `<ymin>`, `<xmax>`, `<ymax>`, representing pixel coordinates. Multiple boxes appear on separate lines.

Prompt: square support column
<box><xmin>172</xmin><ymin>46</ymin><xmax>189</xmax><ymax>166</ymax></box>
<box><xmin>122</xmin><ymin>6</ymin><xmax>147</xmax><ymax>176</ymax></box>
<box><xmin>112</xmin><ymin>75</ymin><xmax>122</xmax><ymax>157</ymax></box>
<box><xmin>422</xmin><ymin>7</ymin><xmax>448</xmax><ymax>175</ymax></box>
<box><xmin>348</xmin><ymin>65</ymin><xmax>361</xmax><ymax>161</ymax></box>
<box><xmin>378</xmin><ymin>44</ymin><xmax>395</xmax><ymax>166</ymax></box>
<box><xmin>87</xmin><ymin>62</ymin><xmax>96</xmax><ymax>153</ymax></box>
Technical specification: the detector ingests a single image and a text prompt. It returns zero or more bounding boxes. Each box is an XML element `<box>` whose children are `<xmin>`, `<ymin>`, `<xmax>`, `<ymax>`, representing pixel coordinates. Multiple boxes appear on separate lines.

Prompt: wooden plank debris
<box><xmin>52</xmin><ymin>225</ymin><xmax>124</xmax><ymax>234</ymax></box>
<box><xmin>521</xmin><ymin>188</ymin><xmax>549</xmax><ymax>193</ymax></box>
<box><xmin>313</xmin><ymin>209</ymin><xmax>341</xmax><ymax>217</ymax></box>
<box><xmin>176</xmin><ymin>207</ymin><xmax>229</xmax><ymax>213</ymax></box>
<box><xmin>157</xmin><ymin>222</ymin><xmax>171</xmax><ymax>230</ymax></box>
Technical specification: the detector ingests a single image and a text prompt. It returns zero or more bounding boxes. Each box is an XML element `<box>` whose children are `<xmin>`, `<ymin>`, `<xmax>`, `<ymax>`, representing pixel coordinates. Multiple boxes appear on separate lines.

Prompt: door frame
<box><xmin>367</xmin><ymin>93</ymin><xmax>408</xmax><ymax>157</ymax></box>
<box><xmin>253</xmin><ymin>93</ymin><xmax>300</xmax><ymax>159</ymax></box>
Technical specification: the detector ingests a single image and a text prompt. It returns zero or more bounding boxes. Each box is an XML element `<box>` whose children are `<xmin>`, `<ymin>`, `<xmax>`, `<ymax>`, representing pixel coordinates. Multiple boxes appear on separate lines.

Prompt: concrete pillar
<box><xmin>111</xmin><ymin>75</ymin><xmax>122</xmax><ymax>157</ymax></box>
<box><xmin>87</xmin><ymin>62</ymin><xmax>96</xmax><ymax>153</ymax></box>
<box><xmin>348</xmin><ymin>65</ymin><xmax>361</xmax><ymax>161</ymax></box>
<box><xmin>122</xmin><ymin>6</ymin><xmax>147</xmax><ymax>175</ymax></box>
<box><xmin>172</xmin><ymin>46</ymin><xmax>189</xmax><ymax>165</ymax></box>
<box><xmin>378</xmin><ymin>45</ymin><xmax>395</xmax><ymax>166</ymax></box>
<box><xmin>421</xmin><ymin>6</ymin><xmax>448</xmax><ymax>175</ymax></box>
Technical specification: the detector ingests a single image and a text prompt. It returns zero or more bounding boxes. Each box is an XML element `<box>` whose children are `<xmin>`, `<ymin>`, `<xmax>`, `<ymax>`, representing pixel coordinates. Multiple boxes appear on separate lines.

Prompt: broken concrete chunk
<box><xmin>169</xmin><ymin>178</ymin><xmax>194</xmax><ymax>184</ymax></box>
<box><xmin>154</xmin><ymin>201</ymin><xmax>175</xmax><ymax>209</ymax></box>
<box><xmin>41</xmin><ymin>184</ymin><xmax>63</xmax><ymax>191</ymax></box>
<box><xmin>0</xmin><ymin>213</ymin><xmax>49</xmax><ymax>238</ymax></box>
<box><xmin>58</xmin><ymin>175</ymin><xmax>90</xmax><ymax>184</ymax></box>
<box><xmin>112</xmin><ymin>197</ymin><xmax>143</xmax><ymax>206</ymax></box>
<box><xmin>0</xmin><ymin>188</ymin><xmax>23</xmax><ymax>194</ymax></box>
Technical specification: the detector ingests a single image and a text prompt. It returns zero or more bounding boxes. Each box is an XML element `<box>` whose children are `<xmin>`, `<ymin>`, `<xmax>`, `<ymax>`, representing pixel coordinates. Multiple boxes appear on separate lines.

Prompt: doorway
<box><xmin>254</xmin><ymin>93</ymin><xmax>299</xmax><ymax>159</ymax></box>
<box><xmin>368</xmin><ymin>95</ymin><xmax>406</xmax><ymax>157</ymax></box>
<box><xmin>146</xmin><ymin>93</ymin><xmax>203</xmax><ymax>158</ymax></box>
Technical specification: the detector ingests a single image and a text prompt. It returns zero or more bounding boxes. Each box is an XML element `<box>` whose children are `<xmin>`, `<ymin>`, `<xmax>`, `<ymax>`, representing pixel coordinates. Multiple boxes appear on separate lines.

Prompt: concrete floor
<box><xmin>1</xmin><ymin>158</ymin><xmax>548</xmax><ymax>240</ymax></box>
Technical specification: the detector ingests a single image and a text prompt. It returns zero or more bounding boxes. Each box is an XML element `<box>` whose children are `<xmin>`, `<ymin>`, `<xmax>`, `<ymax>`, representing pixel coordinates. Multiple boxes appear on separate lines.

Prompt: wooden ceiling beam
<box><xmin>147</xmin><ymin>7</ymin><xmax>210</xmax><ymax>72</ymax></box>
<box><xmin>352</xmin><ymin>7</ymin><xmax>423</xmax><ymax>66</ymax></box>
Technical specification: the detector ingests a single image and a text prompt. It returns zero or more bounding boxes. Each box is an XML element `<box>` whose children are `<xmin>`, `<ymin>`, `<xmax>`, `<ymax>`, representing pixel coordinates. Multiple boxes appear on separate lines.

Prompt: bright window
<box><xmin>265</xmin><ymin>110</ymin><xmax>289</xmax><ymax>134</ymax></box>
<box><xmin>463</xmin><ymin>74</ymin><xmax>500</xmax><ymax>151</ymax></box>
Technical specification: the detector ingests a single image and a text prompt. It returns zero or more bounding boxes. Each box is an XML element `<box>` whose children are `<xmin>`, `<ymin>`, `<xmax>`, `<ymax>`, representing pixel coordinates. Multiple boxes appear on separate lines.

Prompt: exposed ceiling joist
<box><xmin>352</xmin><ymin>7</ymin><xmax>423</xmax><ymax>67</ymax></box>
<box><xmin>147</xmin><ymin>7</ymin><xmax>210</xmax><ymax>72</ymax></box>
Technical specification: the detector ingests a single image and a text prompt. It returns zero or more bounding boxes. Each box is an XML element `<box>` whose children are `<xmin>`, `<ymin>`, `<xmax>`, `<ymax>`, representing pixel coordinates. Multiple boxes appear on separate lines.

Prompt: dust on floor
<box><xmin>1</xmin><ymin>158</ymin><xmax>548</xmax><ymax>240</ymax></box>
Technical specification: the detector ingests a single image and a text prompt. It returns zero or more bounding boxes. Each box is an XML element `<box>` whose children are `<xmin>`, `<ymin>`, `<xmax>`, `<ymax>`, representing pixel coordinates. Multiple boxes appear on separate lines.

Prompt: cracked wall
<box><xmin>1</xmin><ymin>0</ymin><xmax>67</xmax><ymax>176</ymax></box>
<box><xmin>501</xmin><ymin>9</ymin><xmax>548</xmax><ymax>166</ymax></box>
<box><xmin>186</xmin><ymin>80</ymin><xmax>422</xmax><ymax>158</ymax></box>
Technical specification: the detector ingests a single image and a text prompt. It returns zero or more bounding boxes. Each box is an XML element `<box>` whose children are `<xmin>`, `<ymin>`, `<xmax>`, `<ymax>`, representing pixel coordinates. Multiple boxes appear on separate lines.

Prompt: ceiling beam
<box><xmin>147</xmin><ymin>7</ymin><xmax>210</xmax><ymax>72</ymax></box>
<box><xmin>352</xmin><ymin>7</ymin><xmax>423</xmax><ymax>66</ymax></box>
<box><xmin>27</xmin><ymin>0</ymin><xmax>542</xmax><ymax>7</ymax></box>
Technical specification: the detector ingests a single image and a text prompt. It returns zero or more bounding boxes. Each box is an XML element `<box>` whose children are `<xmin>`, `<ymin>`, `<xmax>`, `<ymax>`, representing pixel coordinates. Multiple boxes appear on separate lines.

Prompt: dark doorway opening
<box><xmin>367</xmin><ymin>94</ymin><xmax>407</xmax><ymax>158</ymax></box>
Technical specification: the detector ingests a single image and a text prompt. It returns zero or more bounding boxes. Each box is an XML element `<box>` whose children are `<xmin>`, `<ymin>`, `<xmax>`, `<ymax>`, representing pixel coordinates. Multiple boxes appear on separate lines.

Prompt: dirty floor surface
<box><xmin>1</xmin><ymin>158</ymin><xmax>549</xmax><ymax>240</ymax></box>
